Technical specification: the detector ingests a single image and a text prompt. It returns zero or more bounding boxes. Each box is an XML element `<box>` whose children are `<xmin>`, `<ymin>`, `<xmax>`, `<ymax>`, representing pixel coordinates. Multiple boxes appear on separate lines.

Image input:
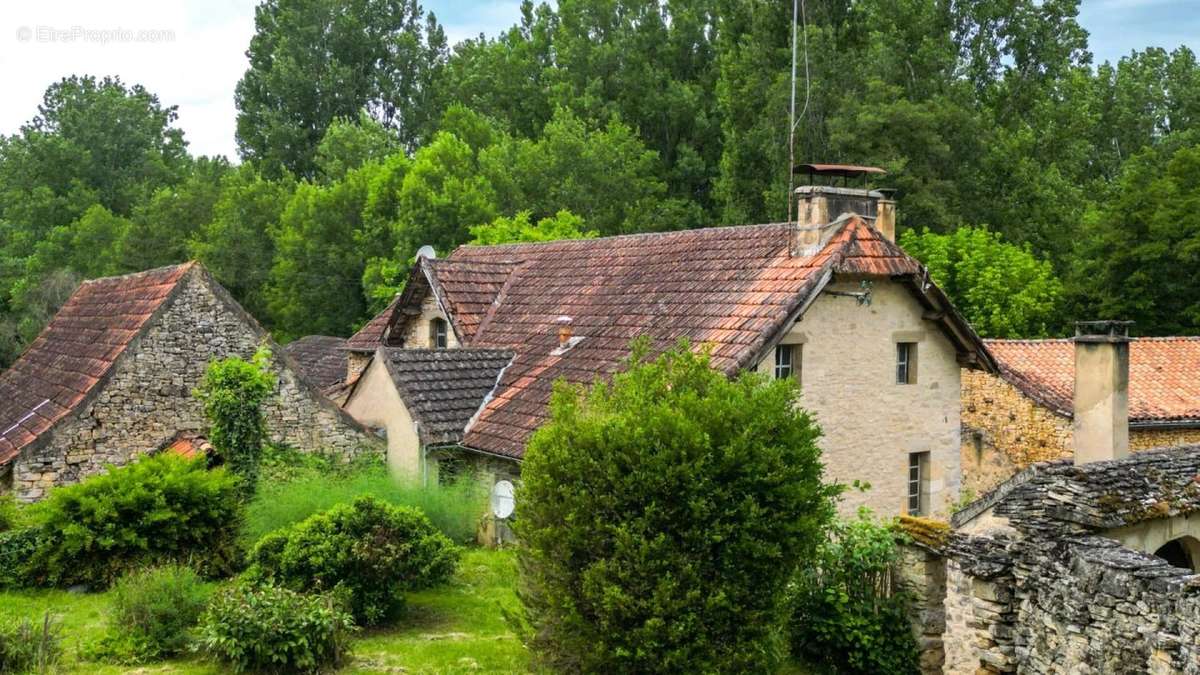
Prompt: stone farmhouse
<box><xmin>338</xmin><ymin>170</ymin><xmax>997</xmax><ymax>518</ymax></box>
<box><xmin>283</xmin><ymin>334</ymin><xmax>351</xmax><ymax>403</ymax></box>
<box><xmin>899</xmin><ymin>323</ymin><xmax>1200</xmax><ymax>674</ymax></box>
<box><xmin>0</xmin><ymin>262</ymin><xmax>379</xmax><ymax>501</ymax></box>
<box><xmin>962</xmin><ymin>333</ymin><xmax>1200</xmax><ymax>497</ymax></box>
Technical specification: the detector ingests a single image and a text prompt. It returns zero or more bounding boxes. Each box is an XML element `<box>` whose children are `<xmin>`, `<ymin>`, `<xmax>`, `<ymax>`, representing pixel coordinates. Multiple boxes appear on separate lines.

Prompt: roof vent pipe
<box><xmin>556</xmin><ymin>316</ymin><xmax>573</xmax><ymax>348</ymax></box>
<box><xmin>1073</xmin><ymin>320</ymin><xmax>1132</xmax><ymax>465</ymax></box>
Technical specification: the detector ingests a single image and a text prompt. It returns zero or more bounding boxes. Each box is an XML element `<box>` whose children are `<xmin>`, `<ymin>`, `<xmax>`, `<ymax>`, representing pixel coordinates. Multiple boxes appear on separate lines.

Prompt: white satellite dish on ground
<box><xmin>416</xmin><ymin>245</ymin><xmax>437</xmax><ymax>259</ymax></box>
<box><xmin>491</xmin><ymin>480</ymin><xmax>515</xmax><ymax>519</ymax></box>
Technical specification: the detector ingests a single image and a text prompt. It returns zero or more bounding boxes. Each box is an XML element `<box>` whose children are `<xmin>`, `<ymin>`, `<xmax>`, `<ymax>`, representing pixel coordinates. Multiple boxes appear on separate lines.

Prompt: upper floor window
<box><xmin>774</xmin><ymin>344</ymin><xmax>800</xmax><ymax>382</ymax></box>
<box><xmin>431</xmin><ymin>318</ymin><xmax>448</xmax><ymax>349</ymax></box>
<box><xmin>896</xmin><ymin>342</ymin><xmax>917</xmax><ymax>384</ymax></box>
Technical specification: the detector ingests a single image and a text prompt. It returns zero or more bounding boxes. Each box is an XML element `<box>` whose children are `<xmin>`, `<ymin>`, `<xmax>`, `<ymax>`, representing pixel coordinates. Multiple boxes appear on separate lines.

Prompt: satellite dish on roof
<box><xmin>416</xmin><ymin>245</ymin><xmax>437</xmax><ymax>260</ymax></box>
<box><xmin>491</xmin><ymin>480</ymin><xmax>515</xmax><ymax>519</ymax></box>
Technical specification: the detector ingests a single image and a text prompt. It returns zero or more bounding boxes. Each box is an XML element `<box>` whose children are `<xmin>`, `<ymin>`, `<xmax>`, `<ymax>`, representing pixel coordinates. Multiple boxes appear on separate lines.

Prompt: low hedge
<box><xmin>25</xmin><ymin>453</ymin><xmax>243</xmax><ymax>587</ymax></box>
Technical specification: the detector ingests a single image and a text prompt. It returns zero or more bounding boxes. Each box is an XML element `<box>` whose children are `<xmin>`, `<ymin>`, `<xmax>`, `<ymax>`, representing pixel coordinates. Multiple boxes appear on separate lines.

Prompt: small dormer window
<box><xmin>431</xmin><ymin>318</ymin><xmax>448</xmax><ymax>349</ymax></box>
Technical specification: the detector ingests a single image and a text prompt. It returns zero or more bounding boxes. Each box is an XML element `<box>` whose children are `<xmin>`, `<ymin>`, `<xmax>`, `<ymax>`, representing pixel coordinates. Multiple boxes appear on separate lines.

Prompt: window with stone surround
<box><xmin>897</xmin><ymin>342</ymin><xmax>917</xmax><ymax>384</ymax></box>
<box><xmin>774</xmin><ymin>344</ymin><xmax>801</xmax><ymax>383</ymax></box>
<box><xmin>908</xmin><ymin>451</ymin><xmax>930</xmax><ymax>516</ymax></box>
<box><xmin>431</xmin><ymin>318</ymin><xmax>448</xmax><ymax>349</ymax></box>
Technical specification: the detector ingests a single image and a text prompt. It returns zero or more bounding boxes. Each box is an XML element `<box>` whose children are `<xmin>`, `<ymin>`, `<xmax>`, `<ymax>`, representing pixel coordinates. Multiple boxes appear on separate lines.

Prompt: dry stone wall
<box><xmin>13</xmin><ymin>272</ymin><xmax>379</xmax><ymax>500</ymax></box>
<box><xmin>900</xmin><ymin>446</ymin><xmax>1200</xmax><ymax>673</ymax></box>
<box><xmin>961</xmin><ymin>370</ymin><xmax>1200</xmax><ymax>497</ymax></box>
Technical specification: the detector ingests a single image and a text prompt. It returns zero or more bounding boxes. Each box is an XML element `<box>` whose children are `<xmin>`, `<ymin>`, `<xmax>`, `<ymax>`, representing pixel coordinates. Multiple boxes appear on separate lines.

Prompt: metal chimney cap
<box><xmin>1074</xmin><ymin>320</ymin><xmax>1133</xmax><ymax>343</ymax></box>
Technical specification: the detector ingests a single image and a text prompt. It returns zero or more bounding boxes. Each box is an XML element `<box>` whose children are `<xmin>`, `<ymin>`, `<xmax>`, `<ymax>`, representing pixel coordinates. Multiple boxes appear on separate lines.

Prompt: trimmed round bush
<box><xmin>26</xmin><ymin>453</ymin><xmax>242</xmax><ymax>587</ymax></box>
<box><xmin>515</xmin><ymin>341</ymin><xmax>839</xmax><ymax>672</ymax></box>
<box><xmin>98</xmin><ymin>564</ymin><xmax>211</xmax><ymax>662</ymax></box>
<box><xmin>246</xmin><ymin>496</ymin><xmax>459</xmax><ymax>625</ymax></box>
<box><xmin>197</xmin><ymin>583</ymin><xmax>354</xmax><ymax>673</ymax></box>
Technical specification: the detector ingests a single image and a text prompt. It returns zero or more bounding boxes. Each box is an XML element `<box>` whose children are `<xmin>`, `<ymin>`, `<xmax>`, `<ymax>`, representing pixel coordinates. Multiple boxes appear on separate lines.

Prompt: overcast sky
<box><xmin>0</xmin><ymin>0</ymin><xmax>1196</xmax><ymax>161</ymax></box>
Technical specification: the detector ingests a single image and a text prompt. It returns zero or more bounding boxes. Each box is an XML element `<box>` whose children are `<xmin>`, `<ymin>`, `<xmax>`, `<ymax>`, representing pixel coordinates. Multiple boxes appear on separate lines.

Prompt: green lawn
<box><xmin>0</xmin><ymin>548</ymin><xmax>528</xmax><ymax>674</ymax></box>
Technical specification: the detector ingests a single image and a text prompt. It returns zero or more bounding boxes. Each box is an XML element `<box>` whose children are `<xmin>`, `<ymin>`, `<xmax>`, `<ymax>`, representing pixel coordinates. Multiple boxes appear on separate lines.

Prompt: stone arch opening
<box><xmin>1153</xmin><ymin>536</ymin><xmax>1200</xmax><ymax>572</ymax></box>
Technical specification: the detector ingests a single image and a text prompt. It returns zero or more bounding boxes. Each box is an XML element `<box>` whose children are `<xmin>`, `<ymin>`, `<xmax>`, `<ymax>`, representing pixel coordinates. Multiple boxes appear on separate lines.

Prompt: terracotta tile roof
<box><xmin>283</xmin><ymin>335</ymin><xmax>348</xmax><ymax>390</ymax></box>
<box><xmin>447</xmin><ymin>217</ymin><xmax>950</xmax><ymax>458</ymax></box>
<box><xmin>378</xmin><ymin>348</ymin><xmax>514</xmax><ymax>446</ymax></box>
<box><xmin>0</xmin><ymin>263</ymin><xmax>195</xmax><ymax>467</ymax></box>
<box><xmin>426</xmin><ymin>260</ymin><xmax>519</xmax><ymax>342</ymax></box>
<box><xmin>347</xmin><ymin>296</ymin><xmax>401</xmax><ymax>351</ymax></box>
<box><xmin>346</xmin><ymin>259</ymin><xmax>518</xmax><ymax>351</ymax></box>
<box><xmin>986</xmin><ymin>337</ymin><xmax>1200</xmax><ymax>426</ymax></box>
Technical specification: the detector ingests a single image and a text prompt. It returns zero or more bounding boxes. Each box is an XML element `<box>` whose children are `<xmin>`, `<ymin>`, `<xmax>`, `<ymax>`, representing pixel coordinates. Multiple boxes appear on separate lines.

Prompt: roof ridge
<box><xmin>80</xmin><ymin>260</ymin><xmax>196</xmax><ymax>285</ymax></box>
<box><xmin>449</xmin><ymin>222</ymin><xmax>792</xmax><ymax>257</ymax></box>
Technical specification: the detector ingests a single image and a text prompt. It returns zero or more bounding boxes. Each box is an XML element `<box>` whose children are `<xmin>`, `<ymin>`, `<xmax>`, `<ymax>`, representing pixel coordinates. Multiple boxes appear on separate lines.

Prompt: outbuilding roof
<box><xmin>352</xmin><ymin>216</ymin><xmax>991</xmax><ymax>459</ymax></box>
<box><xmin>375</xmin><ymin>347</ymin><xmax>514</xmax><ymax>446</ymax></box>
<box><xmin>283</xmin><ymin>335</ymin><xmax>348</xmax><ymax>391</ymax></box>
<box><xmin>0</xmin><ymin>263</ymin><xmax>196</xmax><ymax>467</ymax></box>
<box><xmin>986</xmin><ymin>337</ymin><xmax>1200</xmax><ymax>427</ymax></box>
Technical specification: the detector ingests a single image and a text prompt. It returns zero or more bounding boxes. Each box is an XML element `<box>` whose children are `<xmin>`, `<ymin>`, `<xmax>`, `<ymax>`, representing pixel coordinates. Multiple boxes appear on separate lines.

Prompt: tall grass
<box><xmin>244</xmin><ymin>460</ymin><xmax>488</xmax><ymax>546</ymax></box>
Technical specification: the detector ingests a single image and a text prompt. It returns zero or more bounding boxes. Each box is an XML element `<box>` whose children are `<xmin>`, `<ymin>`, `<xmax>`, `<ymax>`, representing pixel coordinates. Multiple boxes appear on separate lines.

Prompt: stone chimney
<box><xmin>876</xmin><ymin>189</ymin><xmax>897</xmax><ymax>243</ymax></box>
<box><xmin>1073</xmin><ymin>320</ymin><xmax>1132</xmax><ymax>465</ymax></box>
<box><xmin>791</xmin><ymin>165</ymin><xmax>892</xmax><ymax>254</ymax></box>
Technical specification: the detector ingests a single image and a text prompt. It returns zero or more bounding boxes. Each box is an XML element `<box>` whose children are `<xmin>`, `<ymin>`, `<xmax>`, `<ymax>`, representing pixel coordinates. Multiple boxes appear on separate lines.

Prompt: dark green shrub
<box><xmin>96</xmin><ymin>564</ymin><xmax>211</xmax><ymax>662</ymax></box>
<box><xmin>0</xmin><ymin>496</ymin><xmax>20</xmax><ymax>532</ymax></box>
<box><xmin>246</xmin><ymin>496</ymin><xmax>459</xmax><ymax>625</ymax></box>
<box><xmin>26</xmin><ymin>453</ymin><xmax>242</xmax><ymax>587</ymax></box>
<box><xmin>515</xmin><ymin>340</ymin><xmax>839</xmax><ymax>673</ymax></box>
<box><xmin>194</xmin><ymin>347</ymin><xmax>276</xmax><ymax>496</ymax></box>
<box><xmin>0</xmin><ymin>528</ymin><xmax>39</xmax><ymax>589</ymax></box>
<box><xmin>790</xmin><ymin>513</ymin><xmax>920</xmax><ymax>674</ymax></box>
<box><xmin>0</xmin><ymin>611</ymin><xmax>61</xmax><ymax>674</ymax></box>
<box><xmin>197</xmin><ymin>583</ymin><xmax>354</xmax><ymax>673</ymax></box>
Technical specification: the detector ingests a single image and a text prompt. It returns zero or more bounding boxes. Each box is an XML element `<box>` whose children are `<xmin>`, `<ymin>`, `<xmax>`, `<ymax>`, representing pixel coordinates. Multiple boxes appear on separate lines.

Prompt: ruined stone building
<box><xmin>337</xmin><ymin>166</ymin><xmax>996</xmax><ymax>518</ymax></box>
<box><xmin>902</xmin><ymin>323</ymin><xmax>1200</xmax><ymax>674</ymax></box>
<box><xmin>962</xmin><ymin>335</ymin><xmax>1200</xmax><ymax>496</ymax></box>
<box><xmin>0</xmin><ymin>262</ymin><xmax>380</xmax><ymax>500</ymax></box>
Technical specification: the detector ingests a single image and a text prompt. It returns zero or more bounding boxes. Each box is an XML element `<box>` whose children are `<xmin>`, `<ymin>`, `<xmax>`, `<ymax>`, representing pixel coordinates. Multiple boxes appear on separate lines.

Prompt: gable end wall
<box><xmin>13</xmin><ymin>272</ymin><xmax>379</xmax><ymax>500</ymax></box>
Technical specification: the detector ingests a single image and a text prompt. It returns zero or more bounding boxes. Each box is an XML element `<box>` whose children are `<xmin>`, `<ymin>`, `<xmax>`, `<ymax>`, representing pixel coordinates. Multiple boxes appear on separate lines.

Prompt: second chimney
<box><xmin>1073</xmin><ymin>320</ymin><xmax>1131</xmax><ymax>465</ymax></box>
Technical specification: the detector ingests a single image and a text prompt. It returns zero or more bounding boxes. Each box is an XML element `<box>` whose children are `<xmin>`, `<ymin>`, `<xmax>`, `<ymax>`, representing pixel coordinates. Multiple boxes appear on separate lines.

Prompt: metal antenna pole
<box><xmin>787</xmin><ymin>0</ymin><xmax>798</xmax><ymax>223</ymax></box>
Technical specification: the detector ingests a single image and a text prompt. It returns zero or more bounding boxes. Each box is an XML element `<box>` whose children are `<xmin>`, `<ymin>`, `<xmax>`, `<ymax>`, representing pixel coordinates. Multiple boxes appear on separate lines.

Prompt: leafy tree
<box><xmin>235</xmin><ymin>0</ymin><xmax>447</xmax><ymax>176</ymax></box>
<box><xmin>0</xmin><ymin>75</ymin><xmax>188</xmax><ymax>223</ymax></box>
<box><xmin>1066</xmin><ymin>140</ymin><xmax>1200</xmax><ymax>334</ymax></box>
<box><xmin>468</xmin><ymin>210</ymin><xmax>595</xmax><ymax>245</ymax></box>
<box><xmin>122</xmin><ymin>157</ymin><xmax>232</xmax><ymax>271</ymax></box>
<box><xmin>394</xmin><ymin>131</ymin><xmax>497</xmax><ymax>257</ymax></box>
<box><xmin>900</xmin><ymin>226</ymin><xmax>1064</xmax><ymax>338</ymax></box>
<box><xmin>314</xmin><ymin>112</ymin><xmax>402</xmax><ymax>183</ymax></box>
<box><xmin>194</xmin><ymin>347</ymin><xmax>277</xmax><ymax>496</ymax></box>
<box><xmin>515</xmin><ymin>340</ymin><xmax>838</xmax><ymax>672</ymax></box>
<box><xmin>191</xmin><ymin>164</ymin><xmax>294</xmax><ymax>320</ymax></box>
<box><xmin>266</xmin><ymin>168</ymin><xmax>376</xmax><ymax>339</ymax></box>
<box><xmin>0</xmin><ymin>269</ymin><xmax>79</xmax><ymax>367</ymax></box>
<box><xmin>481</xmin><ymin>109</ymin><xmax>690</xmax><ymax>235</ymax></box>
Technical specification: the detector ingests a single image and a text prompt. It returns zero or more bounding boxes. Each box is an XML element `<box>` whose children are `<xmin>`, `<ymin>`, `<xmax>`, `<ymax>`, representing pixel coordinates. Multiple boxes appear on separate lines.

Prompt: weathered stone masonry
<box><xmin>961</xmin><ymin>370</ymin><xmax>1200</xmax><ymax>498</ymax></box>
<box><xmin>13</xmin><ymin>269</ymin><xmax>380</xmax><ymax>500</ymax></box>
<box><xmin>901</xmin><ymin>446</ymin><xmax>1200</xmax><ymax>674</ymax></box>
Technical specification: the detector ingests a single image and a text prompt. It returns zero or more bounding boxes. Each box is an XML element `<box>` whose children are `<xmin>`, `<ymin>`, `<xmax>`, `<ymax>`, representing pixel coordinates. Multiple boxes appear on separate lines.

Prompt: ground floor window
<box><xmin>908</xmin><ymin>452</ymin><xmax>930</xmax><ymax>516</ymax></box>
<box><xmin>437</xmin><ymin>454</ymin><xmax>468</xmax><ymax>486</ymax></box>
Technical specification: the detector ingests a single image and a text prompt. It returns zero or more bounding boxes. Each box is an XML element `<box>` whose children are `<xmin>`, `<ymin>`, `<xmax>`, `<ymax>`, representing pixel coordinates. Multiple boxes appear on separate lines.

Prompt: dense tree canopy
<box><xmin>0</xmin><ymin>0</ymin><xmax>1198</xmax><ymax>360</ymax></box>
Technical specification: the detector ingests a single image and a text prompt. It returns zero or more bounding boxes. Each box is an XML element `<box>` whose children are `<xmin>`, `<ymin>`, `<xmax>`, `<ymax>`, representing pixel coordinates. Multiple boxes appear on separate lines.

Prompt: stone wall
<box><xmin>961</xmin><ymin>370</ymin><xmax>1071</xmax><ymax>497</ymax></box>
<box><xmin>401</xmin><ymin>294</ymin><xmax>460</xmax><ymax>349</ymax></box>
<box><xmin>901</xmin><ymin>447</ymin><xmax>1200</xmax><ymax>673</ymax></box>
<box><xmin>13</xmin><ymin>271</ymin><xmax>380</xmax><ymax>500</ymax></box>
<box><xmin>961</xmin><ymin>370</ymin><xmax>1200</xmax><ymax>497</ymax></box>
<box><xmin>757</xmin><ymin>278</ymin><xmax>964</xmax><ymax>517</ymax></box>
